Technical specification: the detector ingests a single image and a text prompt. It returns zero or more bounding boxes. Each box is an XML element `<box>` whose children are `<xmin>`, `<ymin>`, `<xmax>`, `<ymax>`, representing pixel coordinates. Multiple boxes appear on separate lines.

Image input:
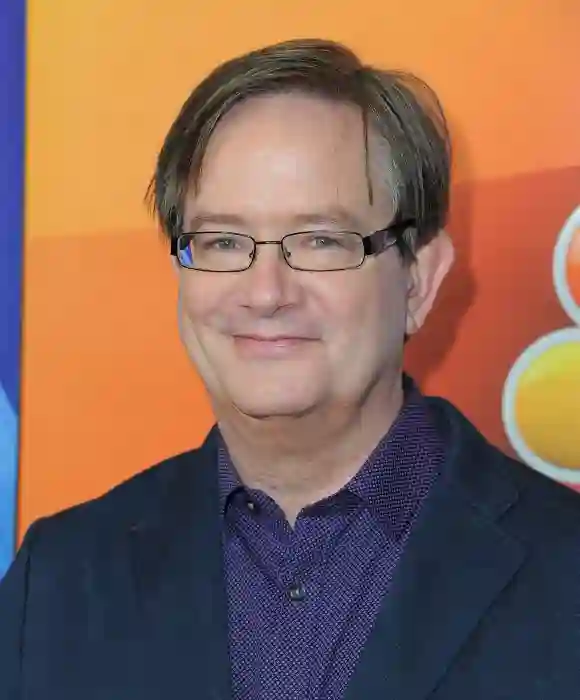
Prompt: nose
<box><xmin>239</xmin><ymin>242</ymin><xmax>300</xmax><ymax>316</ymax></box>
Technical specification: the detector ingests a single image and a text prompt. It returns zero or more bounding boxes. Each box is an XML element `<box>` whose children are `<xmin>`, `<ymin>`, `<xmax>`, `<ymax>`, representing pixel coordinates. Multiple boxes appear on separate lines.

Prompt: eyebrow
<box><xmin>184</xmin><ymin>207</ymin><xmax>369</xmax><ymax>232</ymax></box>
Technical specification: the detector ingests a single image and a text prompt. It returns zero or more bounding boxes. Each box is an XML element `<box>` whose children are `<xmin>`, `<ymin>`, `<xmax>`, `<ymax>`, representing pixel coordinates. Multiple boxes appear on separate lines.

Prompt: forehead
<box><xmin>183</xmin><ymin>93</ymin><xmax>394</xmax><ymax>229</ymax></box>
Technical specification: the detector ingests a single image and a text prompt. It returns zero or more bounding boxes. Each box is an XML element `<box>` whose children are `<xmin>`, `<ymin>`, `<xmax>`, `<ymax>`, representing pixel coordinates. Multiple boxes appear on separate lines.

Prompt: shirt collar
<box><xmin>218</xmin><ymin>439</ymin><xmax>245</xmax><ymax>515</ymax></box>
<box><xmin>344</xmin><ymin>384</ymin><xmax>444</xmax><ymax>538</ymax></box>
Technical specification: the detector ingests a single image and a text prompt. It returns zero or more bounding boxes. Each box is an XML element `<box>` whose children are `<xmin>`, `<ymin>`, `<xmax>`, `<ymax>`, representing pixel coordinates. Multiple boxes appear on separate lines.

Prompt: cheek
<box><xmin>178</xmin><ymin>274</ymin><xmax>226</xmax><ymax>326</ymax></box>
<box><xmin>177</xmin><ymin>285</ymin><xmax>201</xmax><ymax>347</ymax></box>
<box><xmin>176</xmin><ymin>275</ymin><xmax>230</xmax><ymax>356</ymax></box>
<box><xmin>176</xmin><ymin>277</ymin><xmax>236</xmax><ymax>392</ymax></box>
<box><xmin>179</xmin><ymin>285</ymin><xmax>202</xmax><ymax>327</ymax></box>
<box><xmin>321</xmin><ymin>266</ymin><xmax>407</xmax><ymax>355</ymax></box>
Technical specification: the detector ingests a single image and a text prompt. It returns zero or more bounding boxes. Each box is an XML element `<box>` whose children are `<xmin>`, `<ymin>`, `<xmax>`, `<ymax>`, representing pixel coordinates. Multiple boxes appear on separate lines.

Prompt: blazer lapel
<box><xmin>344</xmin><ymin>400</ymin><xmax>528</xmax><ymax>700</ymax></box>
<box><xmin>125</xmin><ymin>429</ymin><xmax>232</xmax><ymax>700</ymax></box>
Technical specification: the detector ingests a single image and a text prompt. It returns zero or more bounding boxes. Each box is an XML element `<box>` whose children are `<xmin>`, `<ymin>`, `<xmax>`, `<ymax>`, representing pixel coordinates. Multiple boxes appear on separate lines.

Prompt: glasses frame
<box><xmin>170</xmin><ymin>218</ymin><xmax>415</xmax><ymax>272</ymax></box>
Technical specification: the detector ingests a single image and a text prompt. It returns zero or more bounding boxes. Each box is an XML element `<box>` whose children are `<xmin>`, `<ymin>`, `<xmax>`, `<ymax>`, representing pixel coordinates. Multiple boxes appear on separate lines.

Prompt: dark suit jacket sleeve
<box><xmin>0</xmin><ymin>520</ymin><xmax>43</xmax><ymax>699</ymax></box>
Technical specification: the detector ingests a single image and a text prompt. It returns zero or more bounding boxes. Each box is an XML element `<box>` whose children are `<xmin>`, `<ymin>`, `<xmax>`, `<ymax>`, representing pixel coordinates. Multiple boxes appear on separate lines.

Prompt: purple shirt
<box><xmin>218</xmin><ymin>385</ymin><xmax>445</xmax><ymax>700</ymax></box>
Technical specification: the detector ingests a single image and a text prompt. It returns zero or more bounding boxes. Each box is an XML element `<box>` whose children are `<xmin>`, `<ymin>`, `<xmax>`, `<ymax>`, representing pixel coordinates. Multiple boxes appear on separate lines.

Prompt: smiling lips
<box><xmin>232</xmin><ymin>334</ymin><xmax>317</xmax><ymax>358</ymax></box>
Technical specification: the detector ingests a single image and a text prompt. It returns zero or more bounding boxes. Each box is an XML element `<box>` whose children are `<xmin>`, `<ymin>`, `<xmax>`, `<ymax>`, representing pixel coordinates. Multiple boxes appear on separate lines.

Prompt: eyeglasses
<box><xmin>170</xmin><ymin>219</ymin><xmax>414</xmax><ymax>272</ymax></box>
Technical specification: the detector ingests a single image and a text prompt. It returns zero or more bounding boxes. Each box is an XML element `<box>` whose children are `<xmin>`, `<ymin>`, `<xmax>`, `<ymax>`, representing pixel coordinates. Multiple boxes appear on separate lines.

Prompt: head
<box><xmin>148</xmin><ymin>39</ymin><xmax>454</xmax><ymax>422</ymax></box>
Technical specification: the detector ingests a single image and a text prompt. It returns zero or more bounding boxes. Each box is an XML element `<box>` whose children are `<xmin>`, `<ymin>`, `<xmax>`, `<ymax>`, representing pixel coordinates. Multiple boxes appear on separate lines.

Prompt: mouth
<box><xmin>231</xmin><ymin>334</ymin><xmax>317</xmax><ymax>358</ymax></box>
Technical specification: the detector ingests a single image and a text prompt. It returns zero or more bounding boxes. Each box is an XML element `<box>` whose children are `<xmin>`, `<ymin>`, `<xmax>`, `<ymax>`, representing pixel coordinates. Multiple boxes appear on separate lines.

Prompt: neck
<box><xmin>216</xmin><ymin>375</ymin><xmax>405</xmax><ymax>525</ymax></box>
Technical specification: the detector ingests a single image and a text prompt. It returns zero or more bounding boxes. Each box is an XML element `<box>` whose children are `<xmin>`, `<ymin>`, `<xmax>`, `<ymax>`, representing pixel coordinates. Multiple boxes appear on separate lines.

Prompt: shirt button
<box><xmin>288</xmin><ymin>583</ymin><xmax>306</xmax><ymax>602</ymax></box>
<box><xmin>246</xmin><ymin>500</ymin><xmax>257</xmax><ymax>512</ymax></box>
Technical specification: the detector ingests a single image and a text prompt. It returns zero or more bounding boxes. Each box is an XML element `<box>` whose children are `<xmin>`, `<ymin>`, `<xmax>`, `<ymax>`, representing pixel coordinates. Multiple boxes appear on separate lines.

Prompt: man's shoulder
<box><xmin>427</xmin><ymin>395</ymin><xmax>580</xmax><ymax>539</ymax></box>
<box><xmin>26</xmin><ymin>438</ymin><xmax>215</xmax><ymax>555</ymax></box>
<box><xmin>498</xmin><ymin>450</ymin><xmax>580</xmax><ymax>543</ymax></box>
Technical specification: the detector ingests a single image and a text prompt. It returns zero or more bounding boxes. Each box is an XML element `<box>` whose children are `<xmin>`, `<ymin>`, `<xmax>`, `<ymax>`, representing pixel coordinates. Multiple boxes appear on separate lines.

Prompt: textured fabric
<box><xmin>218</xmin><ymin>385</ymin><xmax>446</xmax><ymax>700</ymax></box>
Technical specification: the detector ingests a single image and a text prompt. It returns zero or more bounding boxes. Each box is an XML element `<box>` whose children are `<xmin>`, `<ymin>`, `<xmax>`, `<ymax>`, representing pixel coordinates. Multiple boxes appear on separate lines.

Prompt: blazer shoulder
<box><xmin>24</xmin><ymin>437</ymin><xmax>216</xmax><ymax>556</ymax></box>
<box><xmin>427</xmin><ymin>395</ymin><xmax>580</xmax><ymax>538</ymax></box>
<box><xmin>501</xmin><ymin>452</ymin><xmax>580</xmax><ymax>535</ymax></box>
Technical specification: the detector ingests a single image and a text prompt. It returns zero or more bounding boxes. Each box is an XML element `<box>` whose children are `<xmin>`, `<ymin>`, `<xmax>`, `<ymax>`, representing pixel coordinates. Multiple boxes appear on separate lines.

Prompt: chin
<box><xmin>234</xmin><ymin>403</ymin><xmax>313</xmax><ymax>420</ymax></box>
<box><xmin>203</xmin><ymin>355</ymin><xmax>326</xmax><ymax>416</ymax></box>
<box><xmin>222</xmin><ymin>381</ymin><xmax>322</xmax><ymax>420</ymax></box>
<box><xmin>231</xmin><ymin>394</ymin><xmax>319</xmax><ymax>420</ymax></box>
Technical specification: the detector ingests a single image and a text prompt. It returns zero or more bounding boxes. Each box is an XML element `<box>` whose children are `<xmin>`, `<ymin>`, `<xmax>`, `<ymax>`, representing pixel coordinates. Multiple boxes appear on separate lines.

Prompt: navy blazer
<box><xmin>1</xmin><ymin>397</ymin><xmax>579</xmax><ymax>699</ymax></box>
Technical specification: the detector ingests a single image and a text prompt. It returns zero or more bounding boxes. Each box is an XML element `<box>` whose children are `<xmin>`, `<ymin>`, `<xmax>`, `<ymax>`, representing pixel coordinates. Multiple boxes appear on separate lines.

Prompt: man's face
<box><xmin>178</xmin><ymin>93</ymin><xmax>449</xmax><ymax>419</ymax></box>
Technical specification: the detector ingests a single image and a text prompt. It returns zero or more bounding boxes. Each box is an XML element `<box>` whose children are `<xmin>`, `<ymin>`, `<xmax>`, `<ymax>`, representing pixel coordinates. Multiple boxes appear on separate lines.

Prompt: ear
<box><xmin>405</xmin><ymin>230</ymin><xmax>455</xmax><ymax>336</ymax></box>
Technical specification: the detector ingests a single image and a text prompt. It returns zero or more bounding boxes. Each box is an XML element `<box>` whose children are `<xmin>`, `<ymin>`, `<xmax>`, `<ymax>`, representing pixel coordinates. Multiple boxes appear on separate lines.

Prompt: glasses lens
<box><xmin>177</xmin><ymin>233</ymin><xmax>255</xmax><ymax>271</ymax></box>
<box><xmin>283</xmin><ymin>231</ymin><xmax>364</xmax><ymax>271</ymax></box>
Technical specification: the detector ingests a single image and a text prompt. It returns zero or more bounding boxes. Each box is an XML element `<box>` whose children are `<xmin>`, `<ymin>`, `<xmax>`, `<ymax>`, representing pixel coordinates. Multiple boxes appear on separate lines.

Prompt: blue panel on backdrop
<box><xmin>0</xmin><ymin>1</ymin><xmax>26</xmax><ymax>577</ymax></box>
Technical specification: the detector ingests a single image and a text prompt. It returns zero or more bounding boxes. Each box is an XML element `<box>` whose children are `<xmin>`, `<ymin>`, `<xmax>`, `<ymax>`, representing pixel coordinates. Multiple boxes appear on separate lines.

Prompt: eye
<box><xmin>304</xmin><ymin>233</ymin><xmax>345</xmax><ymax>248</ymax></box>
<box><xmin>199</xmin><ymin>234</ymin><xmax>242</xmax><ymax>251</ymax></box>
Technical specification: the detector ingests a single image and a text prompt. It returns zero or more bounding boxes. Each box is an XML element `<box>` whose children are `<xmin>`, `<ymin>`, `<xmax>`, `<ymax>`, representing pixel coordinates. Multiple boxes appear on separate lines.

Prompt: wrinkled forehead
<box><xmin>183</xmin><ymin>93</ymin><xmax>397</xmax><ymax>231</ymax></box>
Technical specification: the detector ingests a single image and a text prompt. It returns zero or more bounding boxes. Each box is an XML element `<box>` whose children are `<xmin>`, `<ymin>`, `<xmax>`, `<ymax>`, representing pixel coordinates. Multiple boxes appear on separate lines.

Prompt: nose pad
<box><xmin>281</xmin><ymin>245</ymin><xmax>293</xmax><ymax>267</ymax></box>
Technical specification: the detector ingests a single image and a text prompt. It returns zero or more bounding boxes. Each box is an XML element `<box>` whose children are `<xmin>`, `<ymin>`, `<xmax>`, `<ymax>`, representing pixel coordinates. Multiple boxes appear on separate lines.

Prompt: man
<box><xmin>1</xmin><ymin>38</ymin><xmax>579</xmax><ymax>700</ymax></box>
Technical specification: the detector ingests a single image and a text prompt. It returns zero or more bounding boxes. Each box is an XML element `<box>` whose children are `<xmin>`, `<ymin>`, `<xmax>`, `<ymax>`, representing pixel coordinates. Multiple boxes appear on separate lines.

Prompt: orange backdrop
<box><xmin>21</xmin><ymin>0</ymin><xmax>580</xmax><ymax>536</ymax></box>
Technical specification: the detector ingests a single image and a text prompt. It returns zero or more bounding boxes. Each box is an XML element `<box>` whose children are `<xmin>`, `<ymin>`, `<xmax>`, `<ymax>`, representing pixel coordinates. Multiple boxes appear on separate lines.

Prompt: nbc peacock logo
<box><xmin>502</xmin><ymin>206</ymin><xmax>580</xmax><ymax>483</ymax></box>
